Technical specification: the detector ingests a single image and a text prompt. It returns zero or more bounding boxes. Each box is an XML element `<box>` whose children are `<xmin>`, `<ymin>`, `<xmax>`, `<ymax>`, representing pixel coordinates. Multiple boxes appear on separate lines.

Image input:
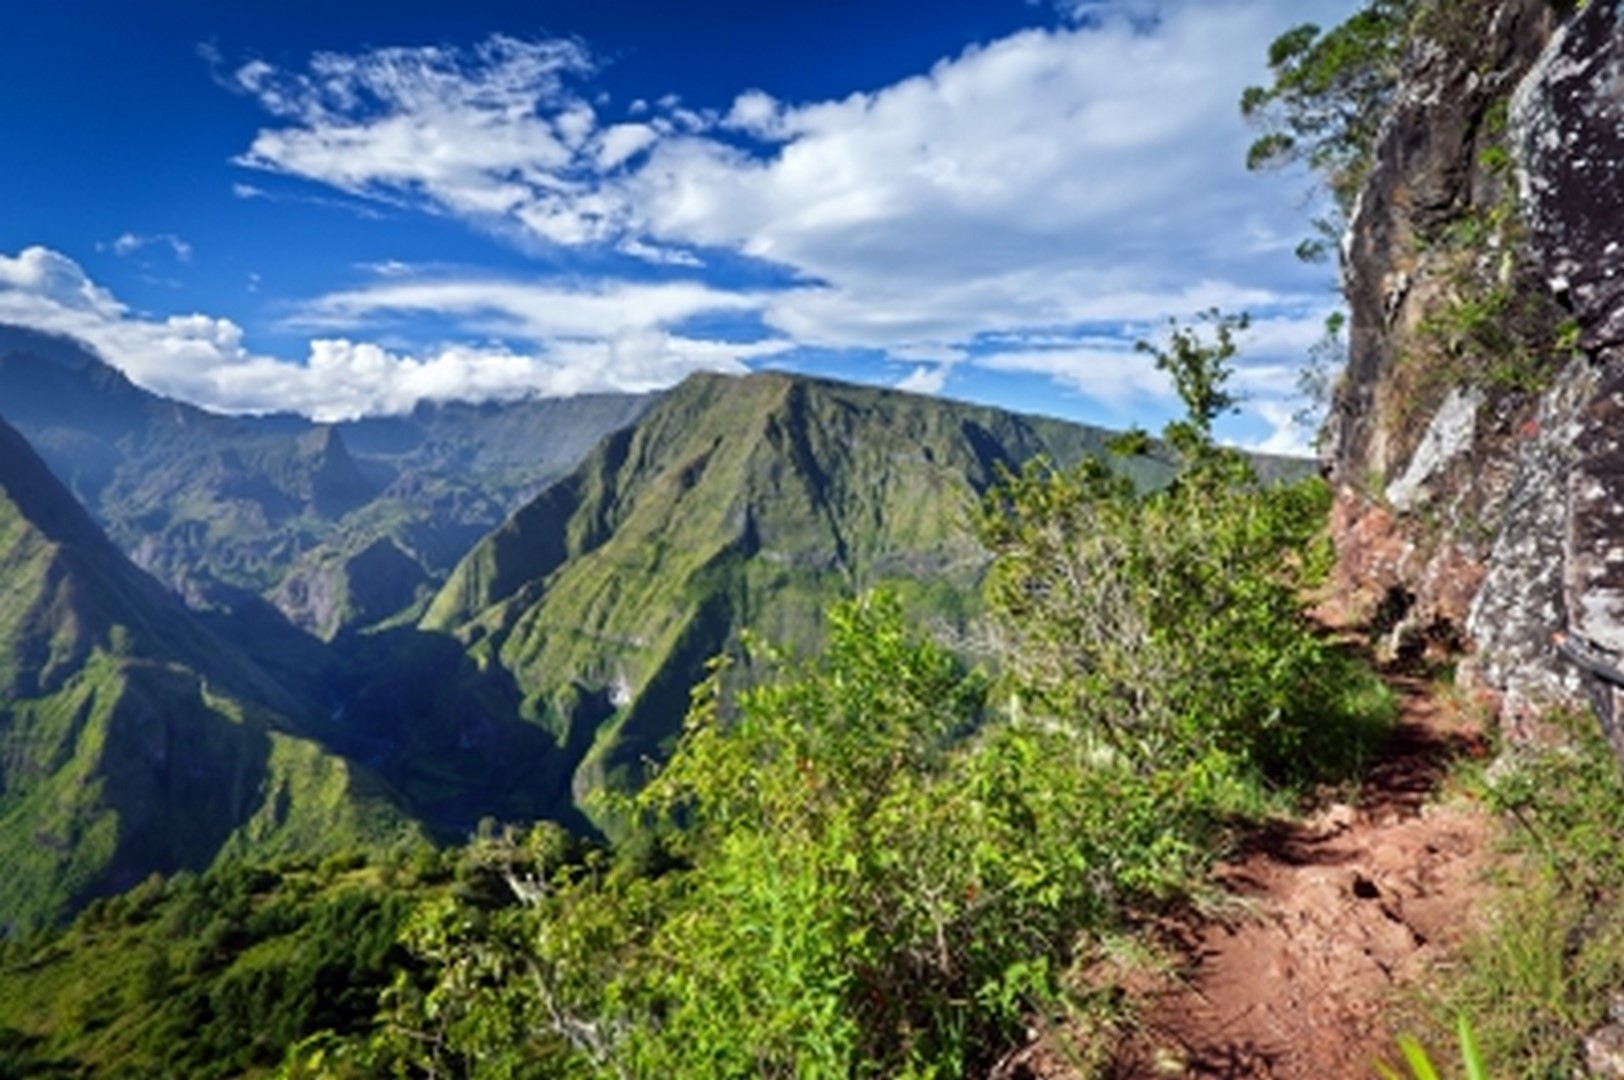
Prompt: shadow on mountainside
<box><xmin>326</xmin><ymin>625</ymin><xmax>604</xmax><ymax>840</ymax></box>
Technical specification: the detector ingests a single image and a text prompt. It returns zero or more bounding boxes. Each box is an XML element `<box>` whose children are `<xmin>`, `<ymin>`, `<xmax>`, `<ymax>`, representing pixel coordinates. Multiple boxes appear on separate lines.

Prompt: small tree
<box><xmin>978</xmin><ymin>312</ymin><xmax>1362</xmax><ymax>780</ymax></box>
<box><xmin>1240</xmin><ymin>0</ymin><xmax>1415</xmax><ymax>259</ymax></box>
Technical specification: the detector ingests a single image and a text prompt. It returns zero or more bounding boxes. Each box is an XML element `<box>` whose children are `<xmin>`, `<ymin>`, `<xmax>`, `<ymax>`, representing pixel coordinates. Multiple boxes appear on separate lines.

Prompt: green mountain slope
<box><xmin>420</xmin><ymin>371</ymin><xmax>1173</xmax><ymax>824</ymax></box>
<box><xmin>0</xmin><ymin>417</ymin><xmax>416</xmax><ymax>931</ymax></box>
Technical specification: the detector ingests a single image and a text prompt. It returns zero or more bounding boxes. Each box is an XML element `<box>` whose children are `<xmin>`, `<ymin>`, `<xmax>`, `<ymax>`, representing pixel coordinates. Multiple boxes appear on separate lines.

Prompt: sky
<box><xmin>0</xmin><ymin>0</ymin><xmax>1359</xmax><ymax>454</ymax></box>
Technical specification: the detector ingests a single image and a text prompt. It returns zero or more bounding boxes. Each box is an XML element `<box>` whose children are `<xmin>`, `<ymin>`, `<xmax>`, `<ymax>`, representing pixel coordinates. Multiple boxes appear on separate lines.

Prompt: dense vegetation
<box><xmin>0</xmin><ymin>316</ymin><xmax>1391</xmax><ymax>1077</ymax></box>
<box><xmin>0</xmin><ymin>848</ymin><xmax>452</xmax><ymax>1078</ymax></box>
<box><xmin>258</xmin><ymin>317</ymin><xmax>1386</xmax><ymax>1078</ymax></box>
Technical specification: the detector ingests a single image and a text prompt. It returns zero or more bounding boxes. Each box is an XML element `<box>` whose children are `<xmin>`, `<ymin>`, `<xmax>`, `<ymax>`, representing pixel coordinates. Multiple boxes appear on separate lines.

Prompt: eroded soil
<box><xmin>1000</xmin><ymin>671</ymin><xmax>1500</xmax><ymax>1079</ymax></box>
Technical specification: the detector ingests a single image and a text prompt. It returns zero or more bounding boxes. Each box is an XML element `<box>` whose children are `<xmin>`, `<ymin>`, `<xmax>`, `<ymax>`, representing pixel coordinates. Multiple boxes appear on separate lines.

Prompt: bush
<box><xmin>977</xmin><ymin>311</ymin><xmax>1385</xmax><ymax>782</ymax></box>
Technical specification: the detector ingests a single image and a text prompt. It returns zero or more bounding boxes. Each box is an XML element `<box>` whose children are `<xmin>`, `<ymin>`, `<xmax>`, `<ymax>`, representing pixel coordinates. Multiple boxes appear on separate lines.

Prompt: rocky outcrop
<box><xmin>273</xmin><ymin>537</ymin><xmax>431</xmax><ymax>640</ymax></box>
<box><xmin>1506</xmin><ymin>2</ymin><xmax>1624</xmax><ymax>750</ymax></box>
<box><xmin>1326</xmin><ymin>0</ymin><xmax>1624</xmax><ymax>731</ymax></box>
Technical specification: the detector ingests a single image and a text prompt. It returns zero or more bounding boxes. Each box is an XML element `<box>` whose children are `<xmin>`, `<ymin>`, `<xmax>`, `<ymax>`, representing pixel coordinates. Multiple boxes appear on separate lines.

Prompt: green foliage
<box><xmin>978</xmin><ymin>313</ymin><xmax>1388</xmax><ymax>781</ymax></box>
<box><xmin>365</xmin><ymin>595</ymin><xmax>1277</xmax><ymax>1078</ymax></box>
<box><xmin>1133</xmin><ymin>309</ymin><xmax>1246</xmax><ymax>456</ymax></box>
<box><xmin>1428</xmin><ymin>712</ymin><xmax>1624</xmax><ymax>1075</ymax></box>
<box><xmin>1375</xmin><ymin>1016</ymin><xmax>1486</xmax><ymax>1080</ymax></box>
<box><xmin>1240</xmin><ymin>0</ymin><xmax>1416</xmax><ymax>233</ymax></box>
<box><xmin>1405</xmin><ymin>187</ymin><xmax>1573</xmax><ymax>406</ymax></box>
<box><xmin>353</xmin><ymin>316</ymin><xmax>1383</xmax><ymax>1079</ymax></box>
<box><xmin>0</xmin><ymin>850</ymin><xmax>441</xmax><ymax>1078</ymax></box>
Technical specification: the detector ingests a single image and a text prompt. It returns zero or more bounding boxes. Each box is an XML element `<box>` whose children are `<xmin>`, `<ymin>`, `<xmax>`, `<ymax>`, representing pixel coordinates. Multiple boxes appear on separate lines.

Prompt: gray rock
<box><xmin>1513</xmin><ymin>1</ymin><xmax>1624</xmax><ymax>352</ymax></box>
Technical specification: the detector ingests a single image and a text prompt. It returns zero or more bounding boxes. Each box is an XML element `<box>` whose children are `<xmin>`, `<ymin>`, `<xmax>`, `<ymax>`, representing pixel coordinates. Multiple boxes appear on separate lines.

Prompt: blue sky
<box><xmin>0</xmin><ymin>0</ymin><xmax>1358</xmax><ymax>452</ymax></box>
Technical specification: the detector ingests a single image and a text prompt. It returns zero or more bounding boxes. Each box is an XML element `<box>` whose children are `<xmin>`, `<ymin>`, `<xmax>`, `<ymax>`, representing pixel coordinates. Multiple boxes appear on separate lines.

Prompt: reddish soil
<box><xmin>998</xmin><ymin>671</ymin><xmax>1500</xmax><ymax>1079</ymax></box>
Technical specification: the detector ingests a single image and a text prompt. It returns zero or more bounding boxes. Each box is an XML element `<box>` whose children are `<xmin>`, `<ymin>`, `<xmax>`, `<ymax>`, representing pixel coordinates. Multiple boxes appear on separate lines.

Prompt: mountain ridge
<box><xmin>418</xmin><ymin>369</ymin><xmax>1182</xmax><ymax>824</ymax></box>
<box><xmin>0</xmin><ymin>324</ymin><xmax>656</xmax><ymax>638</ymax></box>
<box><xmin>0</xmin><ymin>414</ymin><xmax>418</xmax><ymax>930</ymax></box>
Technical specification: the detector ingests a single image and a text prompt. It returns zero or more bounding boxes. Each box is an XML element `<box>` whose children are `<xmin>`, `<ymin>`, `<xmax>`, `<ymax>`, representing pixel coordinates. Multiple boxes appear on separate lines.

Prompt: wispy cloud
<box><xmin>104</xmin><ymin>232</ymin><xmax>193</xmax><ymax>262</ymax></box>
<box><xmin>290</xmin><ymin>275</ymin><xmax>774</xmax><ymax>343</ymax></box>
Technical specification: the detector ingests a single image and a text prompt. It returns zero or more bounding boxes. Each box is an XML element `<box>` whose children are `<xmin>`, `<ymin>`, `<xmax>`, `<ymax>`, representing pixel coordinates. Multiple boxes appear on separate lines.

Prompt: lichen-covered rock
<box><xmin>1329</xmin><ymin>0</ymin><xmax>1624</xmax><ymax>745</ymax></box>
<box><xmin>1326</xmin><ymin>0</ymin><xmax>1558</xmax><ymax>676</ymax></box>
<box><xmin>1331</xmin><ymin>0</ymin><xmax>1556</xmax><ymax>484</ymax></box>
<box><xmin>1513</xmin><ymin>1</ymin><xmax>1624</xmax><ymax>352</ymax></box>
<box><xmin>1463</xmin><ymin>357</ymin><xmax>1591</xmax><ymax>726</ymax></box>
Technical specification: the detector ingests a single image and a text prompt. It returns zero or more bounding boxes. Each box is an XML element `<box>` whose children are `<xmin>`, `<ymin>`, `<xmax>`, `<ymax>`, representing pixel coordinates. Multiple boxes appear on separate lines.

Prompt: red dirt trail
<box><xmin>1001</xmin><ymin>670</ymin><xmax>1499</xmax><ymax>1079</ymax></box>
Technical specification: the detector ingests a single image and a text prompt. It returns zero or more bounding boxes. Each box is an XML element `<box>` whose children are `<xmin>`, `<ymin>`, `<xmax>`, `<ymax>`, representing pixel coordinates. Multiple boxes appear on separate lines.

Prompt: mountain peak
<box><xmin>418</xmin><ymin>370</ymin><xmax>1159</xmax><ymax>826</ymax></box>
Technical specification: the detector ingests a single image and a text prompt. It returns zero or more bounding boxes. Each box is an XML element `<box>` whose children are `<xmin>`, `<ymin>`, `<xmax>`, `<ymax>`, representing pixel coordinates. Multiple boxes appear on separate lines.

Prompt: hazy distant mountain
<box><xmin>417</xmin><ymin>371</ymin><xmax>1176</xmax><ymax>828</ymax></box>
<box><xmin>0</xmin><ymin>415</ymin><xmax>417</xmax><ymax>931</ymax></box>
<box><xmin>0</xmin><ymin>325</ymin><xmax>654</xmax><ymax>638</ymax></box>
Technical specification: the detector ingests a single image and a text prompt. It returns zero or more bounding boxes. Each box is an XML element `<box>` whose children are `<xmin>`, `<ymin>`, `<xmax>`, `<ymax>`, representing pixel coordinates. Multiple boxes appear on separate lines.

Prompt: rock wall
<box><xmin>1327</xmin><ymin>0</ymin><xmax>1624</xmax><ymax>735</ymax></box>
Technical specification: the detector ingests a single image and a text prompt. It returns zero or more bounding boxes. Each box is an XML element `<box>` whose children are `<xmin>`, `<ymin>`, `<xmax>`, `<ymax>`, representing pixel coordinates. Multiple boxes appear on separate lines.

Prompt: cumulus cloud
<box><xmin>15</xmin><ymin>0</ymin><xmax>1355</xmax><ymax>436</ymax></box>
<box><xmin>230</xmin><ymin>3</ymin><xmax>1350</xmax><ymax>367</ymax></box>
<box><xmin>0</xmin><ymin>246</ymin><xmax>782</xmax><ymax>420</ymax></box>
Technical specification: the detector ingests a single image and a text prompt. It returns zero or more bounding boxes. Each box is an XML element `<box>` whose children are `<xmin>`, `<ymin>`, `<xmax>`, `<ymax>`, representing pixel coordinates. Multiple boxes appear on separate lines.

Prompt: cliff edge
<box><xmin>1327</xmin><ymin>0</ymin><xmax>1624</xmax><ymax>748</ymax></box>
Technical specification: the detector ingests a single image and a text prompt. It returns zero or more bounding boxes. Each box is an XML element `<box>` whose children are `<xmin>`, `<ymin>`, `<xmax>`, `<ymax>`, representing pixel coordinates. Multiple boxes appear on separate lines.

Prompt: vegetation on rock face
<box><xmin>1240</xmin><ymin>0</ymin><xmax>1416</xmax><ymax>258</ymax></box>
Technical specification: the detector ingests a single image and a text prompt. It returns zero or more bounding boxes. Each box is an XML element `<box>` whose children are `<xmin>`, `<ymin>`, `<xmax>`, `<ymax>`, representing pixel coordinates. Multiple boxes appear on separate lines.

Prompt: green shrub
<box><xmin>1428</xmin><ymin>712</ymin><xmax>1624</xmax><ymax>1074</ymax></box>
<box><xmin>977</xmin><ymin>312</ymin><xmax>1387</xmax><ymax>782</ymax></box>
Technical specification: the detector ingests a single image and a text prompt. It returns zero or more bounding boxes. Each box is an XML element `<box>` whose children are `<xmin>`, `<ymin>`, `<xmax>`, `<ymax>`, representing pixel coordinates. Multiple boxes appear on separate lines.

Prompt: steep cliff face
<box><xmin>1328</xmin><ymin>0</ymin><xmax>1624</xmax><ymax>735</ymax></box>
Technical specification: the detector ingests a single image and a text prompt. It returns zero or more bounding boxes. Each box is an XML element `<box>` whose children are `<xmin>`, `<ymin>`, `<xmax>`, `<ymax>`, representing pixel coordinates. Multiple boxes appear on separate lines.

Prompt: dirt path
<box><xmin>1002</xmin><ymin>670</ymin><xmax>1501</xmax><ymax>1078</ymax></box>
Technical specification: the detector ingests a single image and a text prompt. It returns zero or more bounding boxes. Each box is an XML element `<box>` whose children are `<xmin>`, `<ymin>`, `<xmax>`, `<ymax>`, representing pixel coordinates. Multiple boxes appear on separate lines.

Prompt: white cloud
<box><xmin>596</xmin><ymin>122</ymin><xmax>659</xmax><ymax>170</ymax></box>
<box><xmin>724</xmin><ymin>90</ymin><xmax>788</xmax><ymax>140</ymax></box>
<box><xmin>108</xmin><ymin>232</ymin><xmax>193</xmax><ymax>262</ymax></box>
<box><xmin>232</xmin><ymin>35</ymin><xmax>641</xmax><ymax>245</ymax></box>
<box><xmin>616</xmin><ymin>238</ymin><xmax>703</xmax><ymax>267</ymax></box>
<box><xmin>1244</xmin><ymin>398</ymin><xmax>1315</xmax><ymax>456</ymax></box>
<box><xmin>229</xmin><ymin>4</ymin><xmax>1352</xmax><ymax>365</ymax></box>
<box><xmin>69</xmin><ymin>0</ymin><xmax>1359</xmax><ymax>433</ymax></box>
<box><xmin>976</xmin><ymin>339</ymin><xmax>1171</xmax><ymax>406</ymax></box>
<box><xmin>292</xmin><ymin>276</ymin><xmax>770</xmax><ymax>344</ymax></box>
<box><xmin>0</xmin><ymin>246</ymin><xmax>785</xmax><ymax>420</ymax></box>
<box><xmin>0</xmin><ymin>247</ymin><xmax>123</xmax><ymax>316</ymax></box>
<box><xmin>895</xmin><ymin>364</ymin><xmax>950</xmax><ymax>396</ymax></box>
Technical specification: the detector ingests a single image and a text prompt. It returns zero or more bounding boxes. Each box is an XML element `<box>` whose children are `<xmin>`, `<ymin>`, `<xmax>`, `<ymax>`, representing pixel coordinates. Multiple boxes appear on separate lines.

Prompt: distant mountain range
<box><xmin>0</xmin><ymin>324</ymin><xmax>654</xmax><ymax>640</ymax></box>
<box><xmin>0</xmin><ymin>323</ymin><xmax>1299</xmax><ymax>926</ymax></box>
